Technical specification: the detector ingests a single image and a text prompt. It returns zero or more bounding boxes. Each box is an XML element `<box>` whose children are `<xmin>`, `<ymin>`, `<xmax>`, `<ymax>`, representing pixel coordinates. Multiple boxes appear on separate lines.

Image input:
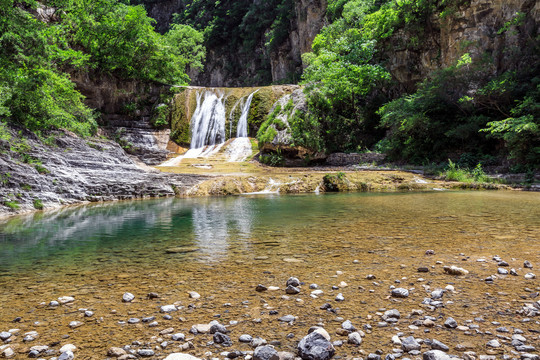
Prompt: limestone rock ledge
<box><xmin>0</xmin><ymin>129</ymin><xmax>207</xmax><ymax>216</ymax></box>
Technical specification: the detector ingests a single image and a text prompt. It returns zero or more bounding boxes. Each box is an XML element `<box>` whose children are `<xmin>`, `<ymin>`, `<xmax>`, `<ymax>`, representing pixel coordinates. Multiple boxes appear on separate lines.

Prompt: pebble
<box><xmin>58</xmin><ymin>296</ymin><xmax>75</xmax><ymax>304</ymax></box>
<box><xmin>498</xmin><ymin>268</ymin><xmax>509</xmax><ymax>275</ymax></box>
<box><xmin>172</xmin><ymin>333</ymin><xmax>185</xmax><ymax>341</ymax></box>
<box><xmin>107</xmin><ymin>347</ymin><xmax>127</xmax><ymax>357</ymax></box>
<box><xmin>525</xmin><ymin>273</ymin><xmax>536</xmax><ymax>279</ymax></box>
<box><xmin>335</xmin><ymin>293</ymin><xmax>345</xmax><ymax>301</ymax></box>
<box><xmin>430</xmin><ymin>339</ymin><xmax>449</xmax><ymax>351</ymax></box>
<box><xmin>443</xmin><ymin>266</ymin><xmax>469</xmax><ymax>275</ymax></box>
<box><xmin>69</xmin><ymin>321</ymin><xmax>83</xmax><ymax>328</ymax></box>
<box><xmin>127</xmin><ymin>318</ymin><xmax>140</xmax><ymax>324</ymax></box>
<box><xmin>524</xmin><ymin>260</ymin><xmax>533</xmax><ymax>268</ymax></box>
<box><xmin>391</xmin><ymin>288</ymin><xmax>409</xmax><ymax>298</ymax></box>
<box><xmin>423</xmin><ymin>350</ymin><xmax>451</xmax><ymax>360</ymax></box>
<box><xmin>256</xmin><ymin>284</ymin><xmax>268</xmax><ymax>292</ymax></box>
<box><xmin>298</xmin><ymin>331</ymin><xmax>335</xmax><ymax>360</ymax></box>
<box><xmin>213</xmin><ymin>332</ymin><xmax>232</xmax><ymax>346</ymax></box>
<box><xmin>444</xmin><ymin>317</ymin><xmax>457</xmax><ymax>328</ymax></box>
<box><xmin>348</xmin><ymin>332</ymin><xmax>362</xmax><ymax>345</ymax></box>
<box><xmin>188</xmin><ymin>291</ymin><xmax>201</xmax><ymax>299</ymax></box>
<box><xmin>0</xmin><ymin>332</ymin><xmax>11</xmax><ymax>341</ymax></box>
<box><xmin>342</xmin><ymin>320</ymin><xmax>356</xmax><ymax>332</ymax></box>
<box><xmin>122</xmin><ymin>292</ymin><xmax>135</xmax><ymax>302</ymax></box>
<box><xmin>486</xmin><ymin>339</ymin><xmax>500</xmax><ymax>348</ymax></box>
<box><xmin>160</xmin><ymin>305</ymin><xmax>178</xmax><ymax>313</ymax></box>
<box><xmin>163</xmin><ymin>354</ymin><xmax>201</xmax><ymax>360</ymax></box>
<box><xmin>58</xmin><ymin>350</ymin><xmax>75</xmax><ymax>360</ymax></box>
<box><xmin>84</xmin><ymin>310</ymin><xmax>94</xmax><ymax>317</ymax></box>
<box><xmin>286</xmin><ymin>277</ymin><xmax>300</xmax><ymax>287</ymax></box>
<box><xmin>253</xmin><ymin>345</ymin><xmax>279</xmax><ymax>360</ymax></box>
<box><xmin>60</xmin><ymin>344</ymin><xmax>76</xmax><ymax>353</ymax></box>
<box><xmin>401</xmin><ymin>336</ymin><xmax>421</xmax><ymax>352</ymax></box>
<box><xmin>239</xmin><ymin>334</ymin><xmax>253</xmax><ymax>343</ymax></box>
<box><xmin>278</xmin><ymin>315</ymin><xmax>295</xmax><ymax>323</ymax></box>
<box><xmin>1</xmin><ymin>347</ymin><xmax>14</xmax><ymax>358</ymax></box>
<box><xmin>138</xmin><ymin>349</ymin><xmax>155</xmax><ymax>357</ymax></box>
<box><xmin>49</xmin><ymin>300</ymin><xmax>60</xmax><ymax>307</ymax></box>
<box><xmin>285</xmin><ymin>285</ymin><xmax>300</xmax><ymax>294</ymax></box>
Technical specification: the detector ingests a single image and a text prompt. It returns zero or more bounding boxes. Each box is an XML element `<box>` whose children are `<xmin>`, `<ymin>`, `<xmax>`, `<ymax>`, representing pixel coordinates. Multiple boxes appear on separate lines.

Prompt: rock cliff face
<box><xmin>385</xmin><ymin>0</ymin><xmax>539</xmax><ymax>90</ymax></box>
<box><xmin>0</xmin><ymin>128</ymin><xmax>207</xmax><ymax>216</ymax></box>
<box><xmin>72</xmin><ymin>73</ymin><xmax>175</xmax><ymax>165</ymax></box>
<box><xmin>138</xmin><ymin>1</ymin><xmax>327</xmax><ymax>87</ymax></box>
<box><xmin>269</xmin><ymin>0</ymin><xmax>327</xmax><ymax>83</ymax></box>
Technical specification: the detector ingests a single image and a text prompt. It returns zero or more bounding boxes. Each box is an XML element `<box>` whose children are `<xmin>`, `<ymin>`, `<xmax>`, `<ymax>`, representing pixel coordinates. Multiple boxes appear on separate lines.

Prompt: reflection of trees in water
<box><xmin>191</xmin><ymin>197</ymin><xmax>253</xmax><ymax>260</ymax></box>
<box><xmin>0</xmin><ymin>196</ymin><xmax>256</xmax><ymax>270</ymax></box>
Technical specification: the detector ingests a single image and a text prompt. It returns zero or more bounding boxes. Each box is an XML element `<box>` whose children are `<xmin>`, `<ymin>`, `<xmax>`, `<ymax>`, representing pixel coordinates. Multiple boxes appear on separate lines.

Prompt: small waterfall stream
<box><xmin>159</xmin><ymin>89</ymin><xmax>257</xmax><ymax>166</ymax></box>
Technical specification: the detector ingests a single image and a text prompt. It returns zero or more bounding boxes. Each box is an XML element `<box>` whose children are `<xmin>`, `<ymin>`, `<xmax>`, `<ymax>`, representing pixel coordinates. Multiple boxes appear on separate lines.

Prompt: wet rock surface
<box><xmin>0</xmin><ymin>130</ymin><xmax>207</xmax><ymax>215</ymax></box>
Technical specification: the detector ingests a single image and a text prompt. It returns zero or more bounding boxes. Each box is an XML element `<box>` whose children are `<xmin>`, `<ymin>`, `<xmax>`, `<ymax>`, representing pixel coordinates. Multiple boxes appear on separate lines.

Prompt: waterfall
<box><xmin>158</xmin><ymin>88</ymin><xmax>258</xmax><ymax>166</ymax></box>
<box><xmin>190</xmin><ymin>91</ymin><xmax>226</xmax><ymax>149</ymax></box>
<box><xmin>236</xmin><ymin>90</ymin><xmax>258</xmax><ymax>138</ymax></box>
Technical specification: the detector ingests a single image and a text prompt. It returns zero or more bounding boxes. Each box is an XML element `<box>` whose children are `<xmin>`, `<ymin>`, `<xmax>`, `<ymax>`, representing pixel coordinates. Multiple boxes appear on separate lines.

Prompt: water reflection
<box><xmin>1</xmin><ymin>191</ymin><xmax>539</xmax><ymax>275</ymax></box>
<box><xmin>0</xmin><ymin>196</ymin><xmax>258</xmax><ymax>272</ymax></box>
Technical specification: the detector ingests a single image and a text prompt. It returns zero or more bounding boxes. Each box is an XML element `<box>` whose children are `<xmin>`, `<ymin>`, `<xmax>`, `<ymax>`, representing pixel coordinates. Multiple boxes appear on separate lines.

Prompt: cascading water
<box><xmin>159</xmin><ymin>89</ymin><xmax>257</xmax><ymax>166</ymax></box>
<box><xmin>190</xmin><ymin>91</ymin><xmax>226</xmax><ymax>149</ymax></box>
<box><xmin>236</xmin><ymin>90</ymin><xmax>257</xmax><ymax>138</ymax></box>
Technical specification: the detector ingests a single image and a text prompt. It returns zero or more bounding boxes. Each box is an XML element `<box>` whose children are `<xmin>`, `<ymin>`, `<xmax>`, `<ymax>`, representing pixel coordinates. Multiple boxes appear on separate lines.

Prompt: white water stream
<box><xmin>159</xmin><ymin>89</ymin><xmax>257</xmax><ymax>166</ymax></box>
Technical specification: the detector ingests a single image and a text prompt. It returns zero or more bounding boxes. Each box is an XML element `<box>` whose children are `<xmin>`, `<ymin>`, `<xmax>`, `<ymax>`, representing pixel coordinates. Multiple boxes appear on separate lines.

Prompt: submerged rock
<box><xmin>443</xmin><ymin>266</ymin><xmax>469</xmax><ymax>276</ymax></box>
<box><xmin>297</xmin><ymin>331</ymin><xmax>335</xmax><ymax>360</ymax></box>
<box><xmin>254</xmin><ymin>345</ymin><xmax>279</xmax><ymax>360</ymax></box>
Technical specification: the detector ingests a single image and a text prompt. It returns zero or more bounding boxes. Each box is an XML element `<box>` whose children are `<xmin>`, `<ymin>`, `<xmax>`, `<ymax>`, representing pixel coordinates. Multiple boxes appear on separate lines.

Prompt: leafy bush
<box><xmin>33</xmin><ymin>199</ymin><xmax>44</xmax><ymax>210</ymax></box>
<box><xmin>259</xmin><ymin>151</ymin><xmax>285</xmax><ymax>167</ymax></box>
<box><xmin>442</xmin><ymin>160</ymin><xmax>493</xmax><ymax>183</ymax></box>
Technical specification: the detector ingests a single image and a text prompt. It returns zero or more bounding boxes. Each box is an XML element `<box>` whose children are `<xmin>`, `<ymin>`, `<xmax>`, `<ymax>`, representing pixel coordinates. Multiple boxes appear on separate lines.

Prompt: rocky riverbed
<box><xmin>0</xmin><ymin>246</ymin><xmax>538</xmax><ymax>360</ymax></box>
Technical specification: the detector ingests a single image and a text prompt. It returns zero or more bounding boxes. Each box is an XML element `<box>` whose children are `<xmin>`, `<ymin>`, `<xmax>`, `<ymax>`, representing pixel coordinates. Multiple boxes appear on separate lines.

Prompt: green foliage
<box><xmin>482</xmin><ymin>82</ymin><xmax>540</xmax><ymax>168</ymax></box>
<box><xmin>151</xmin><ymin>104</ymin><xmax>169</xmax><ymax>128</ymax></box>
<box><xmin>33</xmin><ymin>199</ymin><xmax>44</xmax><ymax>210</ymax></box>
<box><xmin>323</xmin><ymin>172</ymin><xmax>348</xmax><ymax>191</ymax></box>
<box><xmin>441</xmin><ymin>159</ymin><xmax>494</xmax><ymax>183</ymax></box>
<box><xmin>376</xmin><ymin>54</ymin><xmax>538</xmax><ymax>164</ymax></box>
<box><xmin>3</xmin><ymin>200</ymin><xmax>20</xmax><ymax>210</ymax></box>
<box><xmin>259</xmin><ymin>151</ymin><xmax>285</xmax><ymax>167</ymax></box>
<box><xmin>0</xmin><ymin>0</ymin><xmax>204</xmax><ymax>138</ymax></box>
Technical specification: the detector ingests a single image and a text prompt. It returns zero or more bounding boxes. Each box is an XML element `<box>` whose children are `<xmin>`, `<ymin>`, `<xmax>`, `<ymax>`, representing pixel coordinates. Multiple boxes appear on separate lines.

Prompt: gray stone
<box><xmin>213</xmin><ymin>332</ymin><xmax>232</xmax><ymax>347</ymax></box>
<box><xmin>127</xmin><ymin>318</ymin><xmax>140</xmax><ymax>324</ymax></box>
<box><xmin>286</xmin><ymin>277</ymin><xmax>300</xmax><ymax>287</ymax></box>
<box><xmin>160</xmin><ymin>305</ymin><xmax>177</xmax><ymax>313</ymax></box>
<box><xmin>401</xmin><ymin>336</ymin><xmax>421</xmax><ymax>352</ymax></box>
<box><xmin>487</xmin><ymin>339</ymin><xmax>500</xmax><ymax>348</ymax></box>
<box><xmin>347</xmin><ymin>332</ymin><xmax>362</xmax><ymax>345</ymax></box>
<box><xmin>210</xmin><ymin>323</ymin><xmax>228</xmax><ymax>334</ymax></box>
<box><xmin>58</xmin><ymin>351</ymin><xmax>74</xmax><ymax>360</ymax></box>
<box><xmin>122</xmin><ymin>292</ymin><xmax>135</xmax><ymax>302</ymax></box>
<box><xmin>279</xmin><ymin>315</ymin><xmax>295</xmax><ymax>323</ymax></box>
<box><xmin>342</xmin><ymin>320</ymin><xmax>356</xmax><ymax>332</ymax></box>
<box><xmin>285</xmin><ymin>285</ymin><xmax>300</xmax><ymax>294</ymax></box>
<box><xmin>335</xmin><ymin>293</ymin><xmax>345</xmax><ymax>301</ymax></box>
<box><xmin>423</xmin><ymin>350</ymin><xmax>451</xmax><ymax>360</ymax></box>
<box><xmin>392</xmin><ymin>288</ymin><xmax>409</xmax><ymax>298</ymax></box>
<box><xmin>431</xmin><ymin>289</ymin><xmax>444</xmax><ymax>299</ymax></box>
<box><xmin>498</xmin><ymin>268</ymin><xmax>509</xmax><ymax>275</ymax></box>
<box><xmin>239</xmin><ymin>334</ymin><xmax>253</xmax><ymax>343</ymax></box>
<box><xmin>383</xmin><ymin>309</ymin><xmax>401</xmax><ymax>320</ymax></box>
<box><xmin>444</xmin><ymin>317</ymin><xmax>457</xmax><ymax>329</ymax></box>
<box><xmin>163</xmin><ymin>354</ymin><xmax>202</xmax><ymax>360</ymax></box>
<box><xmin>0</xmin><ymin>332</ymin><xmax>11</xmax><ymax>341</ymax></box>
<box><xmin>253</xmin><ymin>346</ymin><xmax>279</xmax><ymax>360</ymax></box>
<box><xmin>524</xmin><ymin>260</ymin><xmax>533</xmax><ymax>268</ymax></box>
<box><xmin>297</xmin><ymin>332</ymin><xmax>335</xmax><ymax>360</ymax></box>
<box><xmin>430</xmin><ymin>339</ymin><xmax>449</xmax><ymax>351</ymax></box>
<box><xmin>138</xmin><ymin>349</ymin><xmax>155</xmax><ymax>357</ymax></box>
<box><xmin>172</xmin><ymin>333</ymin><xmax>185</xmax><ymax>341</ymax></box>
<box><xmin>256</xmin><ymin>284</ymin><xmax>268</xmax><ymax>292</ymax></box>
<box><xmin>251</xmin><ymin>337</ymin><xmax>268</xmax><ymax>348</ymax></box>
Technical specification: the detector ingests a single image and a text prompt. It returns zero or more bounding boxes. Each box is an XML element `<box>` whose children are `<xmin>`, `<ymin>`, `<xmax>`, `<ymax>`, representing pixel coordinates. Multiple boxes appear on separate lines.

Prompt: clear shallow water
<box><xmin>1</xmin><ymin>191</ymin><xmax>539</xmax><ymax>276</ymax></box>
<box><xmin>0</xmin><ymin>191</ymin><xmax>539</xmax><ymax>358</ymax></box>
